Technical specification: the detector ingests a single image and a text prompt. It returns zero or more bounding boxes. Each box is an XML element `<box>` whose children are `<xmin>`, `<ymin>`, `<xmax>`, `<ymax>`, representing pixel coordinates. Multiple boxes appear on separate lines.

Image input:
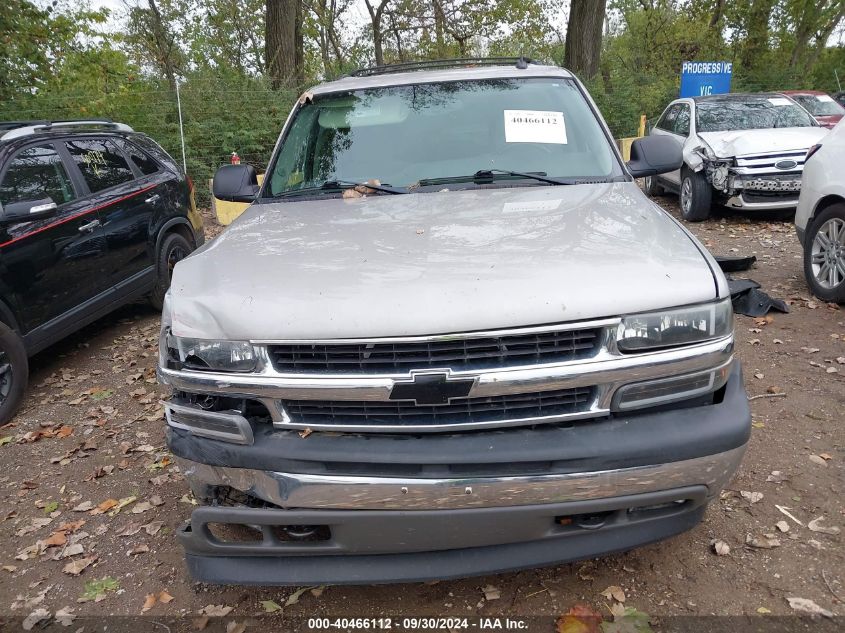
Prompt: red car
<box><xmin>782</xmin><ymin>90</ymin><xmax>844</xmax><ymax>128</ymax></box>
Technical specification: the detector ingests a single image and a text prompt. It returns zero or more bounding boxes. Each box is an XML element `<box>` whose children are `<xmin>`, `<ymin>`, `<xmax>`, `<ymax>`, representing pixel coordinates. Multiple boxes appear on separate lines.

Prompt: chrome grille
<box><xmin>281</xmin><ymin>386</ymin><xmax>595</xmax><ymax>428</ymax></box>
<box><xmin>268</xmin><ymin>328</ymin><xmax>602</xmax><ymax>374</ymax></box>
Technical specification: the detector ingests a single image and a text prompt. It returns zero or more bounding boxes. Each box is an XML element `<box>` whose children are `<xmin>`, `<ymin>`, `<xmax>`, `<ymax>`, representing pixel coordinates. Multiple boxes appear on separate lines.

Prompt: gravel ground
<box><xmin>0</xmin><ymin>199</ymin><xmax>842</xmax><ymax>630</ymax></box>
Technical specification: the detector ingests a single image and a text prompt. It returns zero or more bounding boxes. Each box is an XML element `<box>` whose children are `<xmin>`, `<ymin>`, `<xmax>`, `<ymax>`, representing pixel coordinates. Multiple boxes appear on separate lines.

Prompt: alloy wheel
<box><xmin>811</xmin><ymin>217</ymin><xmax>845</xmax><ymax>289</ymax></box>
<box><xmin>681</xmin><ymin>178</ymin><xmax>692</xmax><ymax>214</ymax></box>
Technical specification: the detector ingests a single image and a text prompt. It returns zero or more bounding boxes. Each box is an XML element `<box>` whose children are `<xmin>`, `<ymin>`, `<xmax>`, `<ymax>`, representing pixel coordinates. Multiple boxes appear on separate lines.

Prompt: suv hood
<box><xmin>698</xmin><ymin>127</ymin><xmax>827</xmax><ymax>158</ymax></box>
<box><xmin>170</xmin><ymin>183</ymin><xmax>720</xmax><ymax>340</ymax></box>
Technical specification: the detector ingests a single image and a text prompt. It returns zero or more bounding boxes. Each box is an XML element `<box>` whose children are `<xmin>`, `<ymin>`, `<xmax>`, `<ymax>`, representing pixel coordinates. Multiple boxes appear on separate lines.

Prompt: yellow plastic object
<box><xmin>617</xmin><ymin>115</ymin><xmax>648</xmax><ymax>162</ymax></box>
<box><xmin>211</xmin><ymin>173</ymin><xmax>265</xmax><ymax>226</ymax></box>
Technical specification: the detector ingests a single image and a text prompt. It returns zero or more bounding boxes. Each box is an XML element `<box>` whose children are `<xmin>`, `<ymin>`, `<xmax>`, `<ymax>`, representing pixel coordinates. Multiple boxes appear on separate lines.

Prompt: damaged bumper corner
<box><xmin>698</xmin><ymin>150</ymin><xmax>804</xmax><ymax>210</ymax></box>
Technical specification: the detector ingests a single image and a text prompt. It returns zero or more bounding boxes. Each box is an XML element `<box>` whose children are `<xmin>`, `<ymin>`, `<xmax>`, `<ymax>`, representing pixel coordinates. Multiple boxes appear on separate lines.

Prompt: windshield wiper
<box><xmin>273</xmin><ymin>179</ymin><xmax>407</xmax><ymax>198</ymax></box>
<box><xmin>416</xmin><ymin>169</ymin><xmax>575</xmax><ymax>188</ymax></box>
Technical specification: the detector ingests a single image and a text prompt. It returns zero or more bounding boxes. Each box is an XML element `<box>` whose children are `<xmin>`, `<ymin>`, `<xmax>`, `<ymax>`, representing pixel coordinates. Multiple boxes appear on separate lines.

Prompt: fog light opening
<box><xmin>272</xmin><ymin>524</ymin><xmax>332</xmax><ymax>542</ymax></box>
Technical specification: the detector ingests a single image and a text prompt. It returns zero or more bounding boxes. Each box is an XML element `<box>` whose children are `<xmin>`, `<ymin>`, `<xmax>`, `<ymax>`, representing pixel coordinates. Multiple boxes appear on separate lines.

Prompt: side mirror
<box><xmin>1</xmin><ymin>198</ymin><xmax>58</xmax><ymax>223</ymax></box>
<box><xmin>213</xmin><ymin>164</ymin><xmax>259</xmax><ymax>203</ymax></box>
<box><xmin>626</xmin><ymin>136</ymin><xmax>683</xmax><ymax>178</ymax></box>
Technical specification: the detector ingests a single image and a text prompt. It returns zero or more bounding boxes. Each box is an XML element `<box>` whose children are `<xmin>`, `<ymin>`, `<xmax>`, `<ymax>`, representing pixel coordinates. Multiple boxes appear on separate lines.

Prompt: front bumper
<box><xmin>170</xmin><ymin>364</ymin><xmax>750</xmax><ymax>584</ymax></box>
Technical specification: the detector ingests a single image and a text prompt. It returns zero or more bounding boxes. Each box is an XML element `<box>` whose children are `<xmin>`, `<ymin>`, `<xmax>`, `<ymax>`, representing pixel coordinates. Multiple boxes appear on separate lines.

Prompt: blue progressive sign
<box><xmin>680</xmin><ymin>61</ymin><xmax>733</xmax><ymax>98</ymax></box>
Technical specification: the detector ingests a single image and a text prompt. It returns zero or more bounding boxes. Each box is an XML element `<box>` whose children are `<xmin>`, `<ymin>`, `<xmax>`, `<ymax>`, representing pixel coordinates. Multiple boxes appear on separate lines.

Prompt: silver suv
<box><xmin>158</xmin><ymin>58</ymin><xmax>750</xmax><ymax>585</ymax></box>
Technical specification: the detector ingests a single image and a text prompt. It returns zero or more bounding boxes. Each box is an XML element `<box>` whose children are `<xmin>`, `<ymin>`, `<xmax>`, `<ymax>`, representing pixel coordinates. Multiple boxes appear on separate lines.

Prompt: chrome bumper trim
<box><xmin>176</xmin><ymin>445</ymin><xmax>746</xmax><ymax>510</ymax></box>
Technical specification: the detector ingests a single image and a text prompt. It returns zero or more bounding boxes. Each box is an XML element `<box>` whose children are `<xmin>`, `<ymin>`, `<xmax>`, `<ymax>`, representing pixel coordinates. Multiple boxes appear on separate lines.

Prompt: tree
<box><xmin>125</xmin><ymin>0</ymin><xmax>186</xmax><ymax>91</ymax></box>
<box><xmin>563</xmin><ymin>0</ymin><xmax>608</xmax><ymax>79</ymax></box>
<box><xmin>364</xmin><ymin>0</ymin><xmax>391</xmax><ymax>65</ymax></box>
<box><xmin>266</xmin><ymin>0</ymin><xmax>304</xmax><ymax>88</ymax></box>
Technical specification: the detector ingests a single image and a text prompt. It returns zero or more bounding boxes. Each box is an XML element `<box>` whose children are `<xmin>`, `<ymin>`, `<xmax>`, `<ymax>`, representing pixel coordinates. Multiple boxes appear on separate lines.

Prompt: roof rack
<box><xmin>349</xmin><ymin>57</ymin><xmax>542</xmax><ymax>77</ymax></box>
<box><xmin>0</xmin><ymin>119</ymin><xmax>134</xmax><ymax>142</ymax></box>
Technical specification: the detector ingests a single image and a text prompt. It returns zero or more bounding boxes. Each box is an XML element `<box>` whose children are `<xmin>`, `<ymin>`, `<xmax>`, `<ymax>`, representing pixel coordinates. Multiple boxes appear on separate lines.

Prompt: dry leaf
<box><xmin>142</xmin><ymin>594</ymin><xmax>157</xmax><ymax>613</ymax></box>
<box><xmin>601</xmin><ymin>585</ymin><xmax>626</xmax><ymax>602</ymax></box>
<box><xmin>55</xmin><ymin>606</ymin><xmax>75</xmax><ymax>626</ymax></box>
<box><xmin>285</xmin><ymin>586</ymin><xmax>314</xmax><ymax>606</ymax></box>
<box><xmin>200</xmin><ymin>605</ymin><xmax>233</xmax><ymax>617</ymax></box>
<box><xmin>809</xmin><ymin>454</ymin><xmax>828</xmax><ymax>466</ymax></box>
<box><xmin>481</xmin><ymin>584</ymin><xmax>501</xmax><ymax>600</ymax></box>
<box><xmin>131</xmin><ymin>501</ymin><xmax>153</xmax><ymax>514</ymax></box>
<box><xmin>786</xmin><ymin>597</ymin><xmax>833</xmax><ymax>618</ymax></box>
<box><xmin>22</xmin><ymin>608</ymin><xmax>50</xmax><ymax>631</ymax></box>
<box><xmin>93</xmin><ymin>499</ymin><xmax>118</xmax><ymax>514</ymax></box>
<box><xmin>775</xmin><ymin>521</ymin><xmax>789</xmax><ymax>533</ymax></box>
<box><xmin>193</xmin><ymin>616</ymin><xmax>210</xmax><ymax>630</ymax></box>
<box><xmin>298</xmin><ymin>427</ymin><xmax>313</xmax><ymax>439</ymax></box>
<box><xmin>143</xmin><ymin>520</ymin><xmax>164</xmax><ymax>536</ymax></box>
<box><xmin>740</xmin><ymin>491</ymin><xmax>764</xmax><ymax>503</ymax></box>
<box><xmin>807</xmin><ymin>517</ymin><xmax>840</xmax><ymax>535</ymax></box>
<box><xmin>72</xmin><ymin>501</ymin><xmax>93</xmax><ymax>512</ymax></box>
<box><xmin>62</xmin><ymin>556</ymin><xmax>96</xmax><ymax>576</ymax></box>
<box><xmin>44</xmin><ymin>530</ymin><xmax>68</xmax><ymax>547</ymax></box>
<box><xmin>158</xmin><ymin>590</ymin><xmax>174</xmax><ymax>604</ymax></box>
<box><xmin>226</xmin><ymin>623</ymin><xmax>247</xmax><ymax>633</ymax></box>
<box><xmin>746</xmin><ymin>534</ymin><xmax>780</xmax><ymax>549</ymax></box>
<box><xmin>556</xmin><ymin>604</ymin><xmax>602</xmax><ymax>633</ymax></box>
<box><xmin>713</xmin><ymin>540</ymin><xmax>730</xmax><ymax>555</ymax></box>
<box><xmin>129</xmin><ymin>544</ymin><xmax>149</xmax><ymax>555</ymax></box>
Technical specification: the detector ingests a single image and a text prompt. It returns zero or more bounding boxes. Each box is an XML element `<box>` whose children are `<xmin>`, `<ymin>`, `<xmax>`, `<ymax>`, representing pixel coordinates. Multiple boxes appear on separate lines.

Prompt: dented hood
<box><xmin>697</xmin><ymin>127</ymin><xmax>828</xmax><ymax>158</ymax></box>
<box><xmin>169</xmin><ymin>183</ymin><xmax>720</xmax><ymax>340</ymax></box>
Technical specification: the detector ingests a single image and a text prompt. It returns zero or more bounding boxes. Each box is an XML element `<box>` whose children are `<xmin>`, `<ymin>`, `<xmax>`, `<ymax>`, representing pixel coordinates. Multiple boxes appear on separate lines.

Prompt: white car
<box><xmin>796</xmin><ymin>120</ymin><xmax>845</xmax><ymax>303</ymax></box>
<box><xmin>646</xmin><ymin>94</ymin><xmax>828</xmax><ymax>221</ymax></box>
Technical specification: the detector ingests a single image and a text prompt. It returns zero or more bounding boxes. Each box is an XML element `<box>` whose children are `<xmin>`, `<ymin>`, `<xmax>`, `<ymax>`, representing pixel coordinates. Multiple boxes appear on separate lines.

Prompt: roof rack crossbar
<box><xmin>349</xmin><ymin>57</ymin><xmax>541</xmax><ymax>77</ymax></box>
<box><xmin>0</xmin><ymin>119</ymin><xmax>134</xmax><ymax>142</ymax></box>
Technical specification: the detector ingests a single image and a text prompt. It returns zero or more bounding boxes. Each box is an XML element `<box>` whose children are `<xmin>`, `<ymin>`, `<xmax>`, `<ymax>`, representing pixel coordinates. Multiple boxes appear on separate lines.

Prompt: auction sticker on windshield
<box><xmin>767</xmin><ymin>97</ymin><xmax>792</xmax><ymax>106</ymax></box>
<box><xmin>504</xmin><ymin>110</ymin><xmax>567</xmax><ymax>144</ymax></box>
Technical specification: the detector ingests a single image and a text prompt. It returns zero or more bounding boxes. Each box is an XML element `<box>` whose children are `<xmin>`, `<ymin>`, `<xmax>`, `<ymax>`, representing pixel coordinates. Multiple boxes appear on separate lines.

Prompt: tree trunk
<box><xmin>364</xmin><ymin>0</ymin><xmax>390</xmax><ymax>66</ymax></box>
<box><xmin>563</xmin><ymin>0</ymin><xmax>608</xmax><ymax>80</ymax></box>
<box><xmin>147</xmin><ymin>0</ymin><xmax>177</xmax><ymax>92</ymax></box>
<box><xmin>740</xmin><ymin>0</ymin><xmax>775</xmax><ymax>71</ymax></box>
<box><xmin>266</xmin><ymin>0</ymin><xmax>303</xmax><ymax>89</ymax></box>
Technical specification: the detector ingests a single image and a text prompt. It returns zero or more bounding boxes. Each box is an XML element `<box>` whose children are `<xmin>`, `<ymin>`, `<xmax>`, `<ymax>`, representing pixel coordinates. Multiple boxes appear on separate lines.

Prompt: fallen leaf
<box><xmin>63</xmin><ymin>556</ymin><xmax>96</xmax><ymax>576</ymax></box>
<box><xmin>226</xmin><ymin>622</ymin><xmax>247</xmax><ymax>633</ymax></box>
<box><xmin>809</xmin><ymin>454</ymin><xmax>828</xmax><ymax>466</ymax></box>
<box><xmin>757</xmin><ymin>607</ymin><xmax>771</xmax><ymax>614</ymax></box>
<box><xmin>22</xmin><ymin>608</ymin><xmax>50</xmax><ymax>631</ymax></box>
<box><xmin>556</xmin><ymin>604</ymin><xmax>602</xmax><ymax>633</ymax></box>
<box><xmin>775</xmin><ymin>521</ymin><xmax>789</xmax><ymax>533</ymax></box>
<box><xmin>56</xmin><ymin>426</ymin><xmax>74</xmax><ymax>438</ymax></box>
<box><xmin>55</xmin><ymin>605</ymin><xmax>75</xmax><ymax>626</ymax></box>
<box><xmin>92</xmin><ymin>499</ymin><xmax>118</xmax><ymax>514</ymax></box>
<box><xmin>158</xmin><ymin>590</ymin><xmax>174</xmax><ymax>604</ymax></box>
<box><xmin>44</xmin><ymin>530</ymin><xmax>68</xmax><ymax>547</ymax></box>
<box><xmin>819</xmin><ymin>453</ymin><xmax>832</xmax><ymax>461</ymax></box>
<box><xmin>72</xmin><ymin>501</ymin><xmax>93</xmax><ymax>512</ymax></box>
<box><xmin>129</xmin><ymin>544</ymin><xmax>150</xmax><ymax>555</ymax></box>
<box><xmin>807</xmin><ymin>517</ymin><xmax>840</xmax><ymax>535</ymax></box>
<box><xmin>602</xmin><ymin>606</ymin><xmax>653</xmax><ymax>633</ymax></box>
<box><xmin>298</xmin><ymin>427</ymin><xmax>313</xmax><ymax>439</ymax></box>
<box><xmin>310</xmin><ymin>585</ymin><xmax>326</xmax><ymax>597</ymax></box>
<box><xmin>193</xmin><ymin>616</ymin><xmax>210</xmax><ymax>630</ymax></box>
<box><xmin>740</xmin><ymin>491</ymin><xmax>764</xmax><ymax>503</ymax></box>
<box><xmin>482</xmin><ymin>584</ymin><xmax>501</xmax><ymax>601</ymax></box>
<box><xmin>117</xmin><ymin>522</ymin><xmax>143</xmax><ymax>537</ymax></box>
<box><xmin>143</xmin><ymin>520</ymin><xmax>164</xmax><ymax>536</ymax></box>
<box><xmin>80</xmin><ymin>576</ymin><xmax>119</xmax><ymax>601</ymax></box>
<box><xmin>746</xmin><ymin>534</ymin><xmax>780</xmax><ymax>549</ymax></box>
<box><xmin>131</xmin><ymin>501</ymin><xmax>153</xmax><ymax>514</ymax></box>
<box><xmin>786</xmin><ymin>597</ymin><xmax>833</xmax><ymax>618</ymax></box>
<box><xmin>712</xmin><ymin>540</ymin><xmax>730</xmax><ymax>555</ymax></box>
<box><xmin>601</xmin><ymin>585</ymin><xmax>626</xmax><ymax>603</ymax></box>
<box><xmin>285</xmin><ymin>586</ymin><xmax>316</xmax><ymax>606</ymax></box>
<box><xmin>260</xmin><ymin>599</ymin><xmax>282</xmax><ymax>613</ymax></box>
<box><xmin>142</xmin><ymin>594</ymin><xmax>157</xmax><ymax>613</ymax></box>
<box><xmin>200</xmin><ymin>605</ymin><xmax>233</xmax><ymax>617</ymax></box>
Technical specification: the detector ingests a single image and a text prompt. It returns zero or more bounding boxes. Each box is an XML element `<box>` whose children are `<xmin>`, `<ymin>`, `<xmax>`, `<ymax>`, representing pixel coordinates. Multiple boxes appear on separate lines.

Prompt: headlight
<box><xmin>617</xmin><ymin>299</ymin><xmax>732</xmax><ymax>353</ymax></box>
<box><xmin>161</xmin><ymin>329</ymin><xmax>257</xmax><ymax>372</ymax></box>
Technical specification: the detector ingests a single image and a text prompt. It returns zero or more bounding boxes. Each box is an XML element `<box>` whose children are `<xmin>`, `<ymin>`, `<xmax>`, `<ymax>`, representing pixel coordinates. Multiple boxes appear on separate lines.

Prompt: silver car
<box><xmin>158</xmin><ymin>59</ymin><xmax>749</xmax><ymax>585</ymax></box>
<box><xmin>647</xmin><ymin>94</ymin><xmax>827</xmax><ymax>221</ymax></box>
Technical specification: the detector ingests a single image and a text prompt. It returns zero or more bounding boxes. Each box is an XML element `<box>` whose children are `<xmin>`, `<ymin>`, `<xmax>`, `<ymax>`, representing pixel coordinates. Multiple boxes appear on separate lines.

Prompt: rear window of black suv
<box><xmin>64</xmin><ymin>138</ymin><xmax>135</xmax><ymax>192</ymax></box>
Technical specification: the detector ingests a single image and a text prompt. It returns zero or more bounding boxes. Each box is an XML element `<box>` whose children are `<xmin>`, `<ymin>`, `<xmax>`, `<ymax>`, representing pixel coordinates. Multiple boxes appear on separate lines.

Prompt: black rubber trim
<box><xmin>167</xmin><ymin>363</ymin><xmax>750</xmax><ymax>477</ymax></box>
<box><xmin>178</xmin><ymin>487</ymin><xmax>708</xmax><ymax>585</ymax></box>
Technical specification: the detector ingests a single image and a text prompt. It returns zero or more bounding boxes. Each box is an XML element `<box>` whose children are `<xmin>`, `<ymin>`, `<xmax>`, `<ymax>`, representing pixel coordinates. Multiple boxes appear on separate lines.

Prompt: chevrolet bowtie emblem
<box><xmin>389</xmin><ymin>371</ymin><xmax>475</xmax><ymax>406</ymax></box>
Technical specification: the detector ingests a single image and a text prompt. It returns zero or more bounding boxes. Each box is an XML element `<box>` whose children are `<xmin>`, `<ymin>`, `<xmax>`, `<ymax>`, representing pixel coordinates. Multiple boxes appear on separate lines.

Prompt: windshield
<box><xmin>266</xmin><ymin>78</ymin><xmax>620</xmax><ymax>196</ymax></box>
<box><xmin>695</xmin><ymin>96</ymin><xmax>816</xmax><ymax>132</ymax></box>
<box><xmin>790</xmin><ymin>94</ymin><xmax>845</xmax><ymax>117</ymax></box>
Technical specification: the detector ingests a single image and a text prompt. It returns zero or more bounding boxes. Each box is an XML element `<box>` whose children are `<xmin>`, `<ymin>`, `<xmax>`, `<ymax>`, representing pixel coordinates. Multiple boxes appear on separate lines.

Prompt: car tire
<box><xmin>150</xmin><ymin>232</ymin><xmax>193</xmax><ymax>311</ymax></box>
<box><xmin>0</xmin><ymin>323</ymin><xmax>28</xmax><ymax>425</ymax></box>
<box><xmin>803</xmin><ymin>204</ymin><xmax>845</xmax><ymax>303</ymax></box>
<box><xmin>679</xmin><ymin>167</ymin><xmax>712</xmax><ymax>222</ymax></box>
<box><xmin>643</xmin><ymin>175</ymin><xmax>664</xmax><ymax>197</ymax></box>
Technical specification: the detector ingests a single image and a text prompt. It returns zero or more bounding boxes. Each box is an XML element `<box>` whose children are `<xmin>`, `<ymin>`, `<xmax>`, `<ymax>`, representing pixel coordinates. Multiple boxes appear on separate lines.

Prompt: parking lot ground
<box><xmin>0</xmin><ymin>200</ymin><xmax>842</xmax><ymax>625</ymax></box>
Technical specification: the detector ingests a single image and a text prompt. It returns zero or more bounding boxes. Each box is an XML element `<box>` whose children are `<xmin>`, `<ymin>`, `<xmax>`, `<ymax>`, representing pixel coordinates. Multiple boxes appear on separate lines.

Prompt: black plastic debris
<box><xmin>715</xmin><ymin>255</ymin><xmax>757</xmax><ymax>273</ymax></box>
<box><xmin>727</xmin><ymin>277</ymin><xmax>789</xmax><ymax>317</ymax></box>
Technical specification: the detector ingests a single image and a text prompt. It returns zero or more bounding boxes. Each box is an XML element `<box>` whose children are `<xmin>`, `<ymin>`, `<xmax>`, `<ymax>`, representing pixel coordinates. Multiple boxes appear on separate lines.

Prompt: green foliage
<box><xmin>2</xmin><ymin>0</ymin><xmax>844</xmax><ymax>204</ymax></box>
<box><xmin>81</xmin><ymin>577</ymin><xmax>120</xmax><ymax>601</ymax></box>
